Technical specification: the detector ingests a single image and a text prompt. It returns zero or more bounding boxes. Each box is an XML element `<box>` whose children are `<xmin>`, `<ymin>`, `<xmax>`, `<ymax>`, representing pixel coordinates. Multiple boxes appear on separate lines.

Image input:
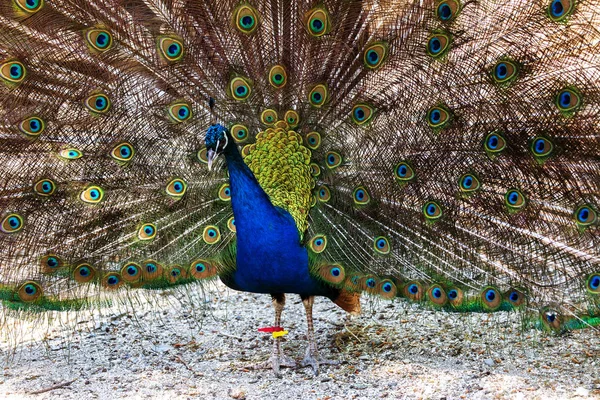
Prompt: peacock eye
<box><xmin>202</xmin><ymin>225</ymin><xmax>221</xmax><ymax>244</ymax></box>
<box><xmin>85</xmin><ymin>93</ymin><xmax>111</xmax><ymax>114</ymax></box>
<box><xmin>86</xmin><ymin>29</ymin><xmax>113</xmax><ymax>52</ymax></box>
<box><xmin>547</xmin><ymin>0</ymin><xmax>575</xmax><ymax>21</ymax></box>
<box><xmin>284</xmin><ymin>110</ymin><xmax>299</xmax><ymax>128</ymax></box>
<box><xmin>191</xmin><ymin>259</ymin><xmax>216</xmax><ymax>279</ymax></box>
<box><xmin>0</xmin><ymin>60</ymin><xmax>26</xmax><ymax>84</ymax></box>
<box><xmin>480</xmin><ymin>286</ymin><xmax>502</xmax><ymax>310</ymax></box>
<box><xmin>352</xmin><ymin>186</ymin><xmax>370</xmax><ymax>205</ymax></box>
<box><xmin>59</xmin><ymin>148</ymin><xmax>83</xmax><ymax>160</ymax></box>
<box><xmin>373</xmin><ymin>236</ymin><xmax>390</xmax><ymax>254</ymax></box>
<box><xmin>235</xmin><ymin>5</ymin><xmax>259</xmax><ymax>34</ymax></box>
<box><xmin>138</xmin><ymin>223</ymin><xmax>156</xmax><ymax>240</ymax></box>
<box><xmin>142</xmin><ymin>260</ymin><xmax>163</xmax><ymax>280</ymax></box>
<box><xmin>317</xmin><ymin>185</ymin><xmax>331</xmax><ymax>202</ymax></box>
<box><xmin>227</xmin><ymin>216</ymin><xmax>236</xmax><ymax>232</ymax></box>
<box><xmin>197</xmin><ymin>147</ymin><xmax>209</xmax><ymax>164</ymax></box>
<box><xmin>18</xmin><ymin>281</ymin><xmax>43</xmax><ymax>302</ymax></box>
<box><xmin>325</xmin><ymin>151</ymin><xmax>342</xmax><ymax>169</ymax></box>
<box><xmin>540</xmin><ymin>307</ymin><xmax>562</xmax><ymax>331</ymax></box>
<box><xmin>261</xmin><ymin>109</ymin><xmax>278</xmax><ymax>125</ymax></box>
<box><xmin>436</xmin><ymin>0</ymin><xmax>460</xmax><ymax>21</ymax></box>
<box><xmin>318</xmin><ymin>264</ymin><xmax>345</xmax><ymax>285</ymax></box>
<box><xmin>378</xmin><ymin>279</ymin><xmax>397</xmax><ymax>298</ymax></box>
<box><xmin>427</xmin><ymin>105</ymin><xmax>452</xmax><ymax>129</ymax></box>
<box><xmin>447</xmin><ymin>287</ymin><xmax>464</xmax><ymax>306</ymax></box>
<box><xmin>218</xmin><ymin>183</ymin><xmax>231</xmax><ymax>201</ymax></box>
<box><xmin>427</xmin><ymin>284</ymin><xmax>447</xmax><ymax>306</ymax></box>
<box><xmin>231</xmin><ymin>124</ymin><xmax>248</xmax><ymax>142</ymax></box>
<box><xmin>310</xmin><ymin>163</ymin><xmax>321</xmax><ymax>177</ymax></box>
<box><xmin>306</xmin><ymin>7</ymin><xmax>330</xmax><ymax>37</ymax></box>
<box><xmin>230</xmin><ymin>76</ymin><xmax>252</xmax><ymax>101</ymax></box>
<box><xmin>530</xmin><ymin>137</ymin><xmax>554</xmax><ymax>158</ymax></box>
<box><xmin>394</xmin><ymin>162</ymin><xmax>416</xmax><ymax>182</ymax></box>
<box><xmin>40</xmin><ymin>254</ymin><xmax>63</xmax><ymax>273</ymax></box>
<box><xmin>73</xmin><ymin>263</ymin><xmax>96</xmax><ymax>283</ymax></box>
<box><xmin>111</xmin><ymin>142</ymin><xmax>134</xmax><ymax>162</ymax></box>
<box><xmin>586</xmin><ymin>273</ymin><xmax>600</xmax><ymax>294</ymax></box>
<box><xmin>309</xmin><ymin>234</ymin><xmax>327</xmax><ymax>253</ymax></box>
<box><xmin>403</xmin><ymin>281</ymin><xmax>424</xmax><ymax>301</ymax></box>
<box><xmin>14</xmin><ymin>0</ymin><xmax>44</xmax><ymax>13</ymax></box>
<box><xmin>363</xmin><ymin>42</ymin><xmax>388</xmax><ymax>70</ymax></box>
<box><xmin>34</xmin><ymin>178</ymin><xmax>56</xmax><ymax>196</ymax></box>
<box><xmin>555</xmin><ymin>87</ymin><xmax>582</xmax><ymax>115</ymax></box>
<box><xmin>269</xmin><ymin>65</ymin><xmax>287</xmax><ymax>88</ymax></box>
<box><xmin>504</xmin><ymin>188</ymin><xmax>526</xmax><ymax>210</ymax></box>
<box><xmin>305</xmin><ymin>132</ymin><xmax>321</xmax><ymax>150</ymax></box>
<box><xmin>102</xmin><ymin>272</ymin><xmax>123</xmax><ymax>290</ymax></box>
<box><xmin>426</xmin><ymin>32</ymin><xmax>451</xmax><ymax>58</ymax></box>
<box><xmin>158</xmin><ymin>36</ymin><xmax>184</xmax><ymax>62</ymax></box>
<box><xmin>351</xmin><ymin>104</ymin><xmax>374</xmax><ymax>125</ymax></box>
<box><xmin>80</xmin><ymin>185</ymin><xmax>104</xmax><ymax>204</ymax></box>
<box><xmin>458</xmin><ymin>173</ymin><xmax>481</xmax><ymax>193</ymax></box>
<box><xmin>505</xmin><ymin>288</ymin><xmax>526</xmax><ymax>307</ymax></box>
<box><xmin>121</xmin><ymin>262</ymin><xmax>141</xmax><ymax>282</ymax></box>
<box><xmin>492</xmin><ymin>59</ymin><xmax>519</xmax><ymax>84</ymax></box>
<box><xmin>423</xmin><ymin>201</ymin><xmax>443</xmax><ymax>220</ymax></box>
<box><xmin>1</xmin><ymin>213</ymin><xmax>24</xmax><ymax>233</ymax></box>
<box><xmin>166</xmin><ymin>178</ymin><xmax>187</xmax><ymax>198</ymax></box>
<box><xmin>574</xmin><ymin>204</ymin><xmax>597</xmax><ymax>227</ymax></box>
<box><xmin>308</xmin><ymin>84</ymin><xmax>328</xmax><ymax>108</ymax></box>
<box><xmin>168</xmin><ymin>102</ymin><xmax>192</xmax><ymax>123</ymax></box>
<box><xmin>484</xmin><ymin>131</ymin><xmax>507</xmax><ymax>154</ymax></box>
<box><xmin>19</xmin><ymin>116</ymin><xmax>45</xmax><ymax>137</ymax></box>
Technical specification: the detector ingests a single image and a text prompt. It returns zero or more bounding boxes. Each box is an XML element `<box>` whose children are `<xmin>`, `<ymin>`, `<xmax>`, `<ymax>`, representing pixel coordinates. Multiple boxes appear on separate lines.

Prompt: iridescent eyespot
<box><xmin>158</xmin><ymin>36</ymin><xmax>184</xmax><ymax>62</ymax></box>
<box><xmin>480</xmin><ymin>286</ymin><xmax>502</xmax><ymax>310</ymax></box>
<box><xmin>435</xmin><ymin>0</ymin><xmax>460</xmax><ymax>21</ymax></box>
<box><xmin>325</xmin><ymin>151</ymin><xmax>342</xmax><ymax>169</ymax></box>
<box><xmin>111</xmin><ymin>142</ymin><xmax>134</xmax><ymax>162</ymax></box>
<box><xmin>305</xmin><ymin>132</ymin><xmax>321</xmax><ymax>150</ymax></box>
<box><xmin>310</xmin><ymin>163</ymin><xmax>321</xmax><ymax>177</ymax></box>
<box><xmin>317</xmin><ymin>185</ymin><xmax>331</xmax><ymax>202</ymax></box>
<box><xmin>40</xmin><ymin>254</ymin><xmax>63</xmax><ymax>274</ymax></box>
<box><xmin>261</xmin><ymin>109</ymin><xmax>278</xmax><ymax>125</ymax></box>
<box><xmin>363</xmin><ymin>42</ymin><xmax>388</xmax><ymax>70</ymax></box>
<box><xmin>447</xmin><ymin>287</ymin><xmax>464</xmax><ymax>306</ymax></box>
<box><xmin>373</xmin><ymin>236</ymin><xmax>390</xmax><ymax>254</ymax></box>
<box><xmin>59</xmin><ymin>148</ymin><xmax>83</xmax><ymax>160</ymax></box>
<box><xmin>353</xmin><ymin>186</ymin><xmax>370</xmax><ymax>205</ymax></box>
<box><xmin>305</xmin><ymin>7</ymin><xmax>331</xmax><ymax>37</ymax></box>
<box><xmin>85</xmin><ymin>93</ymin><xmax>111</xmax><ymax>114</ymax></box>
<box><xmin>394</xmin><ymin>162</ymin><xmax>415</xmax><ymax>182</ymax></box>
<box><xmin>426</xmin><ymin>32</ymin><xmax>451</xmax><ymax>58</ymax></box>
<box><xmin>505</xmin><ymin>288</ymin><xmax>526</xmax><ymax>307</ymax></box>
<box><xmin>586</xmin><ymin>273</ymin><xmax>600</xmax><ymax>294</ymax></box>
<box><xmin>309</xmin><ymin>234</ymin><xmax>327</xmax><ymax>253</ymax></box>
<box><xmin>458</xmin><ymin>173</ymin><xmax>480</xmax><ymax>193</ymax></box>
<box><xmin>73</xmin><ymin>263</ymin><xmax>96</xmax><ymax>283</ymax></box>
<box><xmin>80</xmin><ymin>185</ymin><xmax>104</xmax><ymax>204</ymax></box>
<box><xmin>34</xmin><ymin>178</ymin><xmax>56</xmax><ymax>196</ymax></box>
<box><xmin>166</xmin><ymin>265</ymin><xmax>187</xmax><ymax>284</ymax></box>
<box><xmin>86</xmin><ymin>28</ymin><xmax>113</xmax><ymax>52</ymax></box>
<box><xmin>197</xmin><ymin>147</ymin><xmax>209</xmax><ymax>164</ymax></box>
<box><xmin>14</xmin><ymin>0</ymin><xmax>44</xmax><ymax>13</ymax></box>
<box><xmin>168</xmin><ymin>102</ymin><xmax>192</xmax><ymax>123</ymax></box>
<box><xmin>423</xmin><ymin>201</ymin><xmax>443</xmax><ymax>220</ymax></box>
<box><xmin>484</xmin><ymin>131</ymin><xmax>507</xmax><ymax>154</ymax></box>
<box><xmin>18</xmin><ymin>281</ymin><xmax>42</xmax><ymax>302</ymax></box>
<box><xmin>218</xmin><ymin>183</ymin><xmax>231</xmax><ymax>201</ymax></box>
<box><xmin>142</xmin><ymin>260</ymin><xmax>163</xmax><ymax>280</ymax></box>
<box><xmin>19</xmin><ymin>116</ymin><xmax>45</xmax><ymax>137</ymax></box>
<box><xmin>1</xmin><ymin>213</ymin><xmax>23</xmax><ymax>233</ymax></box>
<box><xmin>492</xmin><ymin>59</ymin><xmax>519</xmax><ymax>84</ymax></box>
<box><xmin>308</xmin><ymin>84</ymin><xmax>328</xmax><ymax>108</ymax></box>
<box><xmin>0</xmin><ymin>60</ymin><xmax>26</xmax><ymax>84</ymax></box>
<box><xmin>234</xmin><ymin>4</ymin><xmax>259</xmax><ymax>34</ymax></box>
<box><xmin>377</xmin><ymin>279</ymin><xmax>397</xmax><ymax>299</ymax></box>
<box><xmin>102</xmin><ymin>272</ymin><xmax>123</xmax><ymax>290</ymax></box>
<box><xmin>166</xmin><ymin>178</ymin><xmax>187</xmax><ymax>198</ymax></box>
<box><xmin>227</xmin><ymin>216</ymin><xmax>236</xmax><ymax>232</ymax></box>
<box><xmin>548</xmin><ymin>0</ymin><xmax>575</xmax><ymax>21</ymax></box>
<box><xmin>504</xmin><ymin>189</ymin><xmax>526</xmax><ymax>210</ymax></box>
<box><xmin>231</xmin><ymin>124</ymin><xmax>249</xmax><ymax>142</ymax></box>
<box><xmin>351</xmin><ymin>104</ymin><xmax>374</xmax><ymax>125</ymax></box>
<box><xmin>121</xmin><ymin>262</ymin><xmax>141</xmax><ymax>283</ymax></box>
<box><xmin>427</xmin><ymin>284</ymin><xmax>448</xmax><ymax>306</ymax></box>
<box><xmin>191</xmin><ymin>259</ymin><xmax>215</xmax><ymax>280</ymax></box>
<box><xmin>403</xmin><ymin>281</ymin><xmax>424</xmax><ymax>301</ymax></box>
<box><xmin>241</xmin><ymin>144</ymin><xmax>252</xmax><ymax>158</ymax></box>
<box><xmin>230</xmin><ymin>76</ymin><xmax>252</xmax><ymax>101</ymax></box>
<box><xmin>138</xmin><ymin>223</ymin><xmax>156</xmax><ymax>240</ymax></box>
<box><xmin>540</xmin><ymin>306</ymin><xmax>562</xmax><ymax>331</ymax></box>
<box><xmin>319</xmin><ymin>264</ymin><xmax>345</xmax><ymax>286</ymax></box>
<box><xmin>284</xmin><ymin>110</ymin><xmax>299</xmax><ymax>128</ymax></box>
<box><xmin>269</xmin><ymin>65</ymin><xmax>287</xmax><ymax>88</ymax></box>
<box><xmin>203</xmin><ymin>225</ymin><xmax>221</xmax><ymax>244</ymax></box>
<box><xmin>574</xmin><ymin>204</ymin><xmax>597</xmax><ymax>227</ymax></box>
<box><xmin>427</xmin><ymin>105</ymin><xmax>451</xmax><ymax>129</ymax></box>
<box><xmin>555</xmin><ymin>87</ymin><xmax>582</xmax><ymax>115</ymax></box>
<box><xmin>530</xmin><ymin>137</ymin><xmax>553</xmax><ymax>158</ymax></box>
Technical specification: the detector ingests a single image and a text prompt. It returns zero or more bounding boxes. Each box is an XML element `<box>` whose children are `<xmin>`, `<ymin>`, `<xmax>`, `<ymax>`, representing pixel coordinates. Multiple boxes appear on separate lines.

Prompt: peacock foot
<box><xmin>300</xmin><ymin>346</ymin><xmax>340</xmax><ymax>376</ymax></box>
<box><xmin>252</xmin><ymin>354</ymin><xmax>297</xmax><ymax>377</ymax></box>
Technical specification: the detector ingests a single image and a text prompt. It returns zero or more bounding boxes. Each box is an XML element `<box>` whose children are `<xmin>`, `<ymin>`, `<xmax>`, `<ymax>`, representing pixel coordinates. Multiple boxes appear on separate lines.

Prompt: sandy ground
<box><xmin>0</xmin><ymin>283</ymin><xmax>599</xmax><ymax>400</ymax></box>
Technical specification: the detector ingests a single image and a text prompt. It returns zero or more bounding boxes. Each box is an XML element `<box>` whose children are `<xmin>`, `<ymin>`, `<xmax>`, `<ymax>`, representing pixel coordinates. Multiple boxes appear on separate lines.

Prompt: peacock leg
<box><xmin>252</xmin><ymin>293</ymin><xmax>296</xmax><ymax>376</ymax></box>
<box><xmin>300</xmin><ymin>295</ymin><xmax>340</xmax><ymax>375</ymax></box>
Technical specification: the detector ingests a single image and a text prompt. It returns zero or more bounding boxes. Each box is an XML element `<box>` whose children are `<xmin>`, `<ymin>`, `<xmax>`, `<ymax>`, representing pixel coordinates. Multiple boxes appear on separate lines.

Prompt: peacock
<box><xmin>1</xmin><ymin>0</ymin><xmax>599</xmax><ymax>377</ymax></box>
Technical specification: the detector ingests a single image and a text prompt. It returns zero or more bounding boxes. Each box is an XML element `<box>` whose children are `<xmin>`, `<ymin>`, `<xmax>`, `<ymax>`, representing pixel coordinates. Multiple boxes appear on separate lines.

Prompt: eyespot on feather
<box><xmin>555</xmin><ymin>87</ymin><xmax>582</xmax><ymax>115</ymax></box>
<box><xmin>317</xmin><ymin>185</ymin><xmax>331</xmax><ymax>202</ymax></box>
<box><xmin>351</xmin><ymin>104</ymin><xmax>374</xmax><ymax>125</ymax></box>
<box><xmin>435</xmin><ymin>0</ymin><xmax>461</xmax><ymax>21</ymax></box>
<box><xmin>231</xmin><ymin>124</ymin><xmax>249</xmax><ymax>142</ymax></box>
<box><xmin>530</xmin><ymin>137</ymin><xmax>553</xmax><ymax>158</ymax></box>
<box><xmin>483</xmin><ymin>131</ymin><xmax>507</xmax><ymax>154</ymax></box>
<box><xmin>157</xmin><ymin>36</ymin><xmax>184</xmax><ymax>62</ymax></box>
<box><xmin>203</xmin><ymin>225</ymin><xmax>221</xmax><ymax>244</ymax></box>
<box><xmin>218</xmin><ymin>183</ymin><xmax>231</xmax><ymax>201</ymax></box>
<box><xmin>574</xmin><ymin>204</ymin><xmax>597</xmax><ymax>228</ymax></box>
<box><xmin>308</xmin><ymin>84</ymin><xmax>328</xmax><ymax>108</ymax></box>
<box><xmin>261</xmin><ymin>109</ymin><xmax>278</xmax><ymax>125</ymax></box>
<box><xmin>547</xmin><ymin>0</ymin><xmax>575</xmax><ymax>21</ymax></box>
<box><xmin>59</xmin><ymin>148</ymin><xmax>83</xmax><ymax>160</ymax></box>
<box><xmin>197</xmin><ymin>147</ymin><xmax>209</xmax><ymax>164</ymax></box>
<box><xmin>447</xmin><ymin>287</ymin><xmax>464</xmax><ymax>306</ymax></box>
<box><xmin>73</xmin><ymin>263</ymin><xmax>96</xmax><ymax>283</ymax></box>
<box><xmin>227</xmin><ymin>216</ymin><xmax>236</xmax><ymax>232</ymax></box>
<box><xmin>491</xmin><ymin>59</ymin><xmax>519</xmax><ymax>84</ymax></box>
<box><xmin>427</xmin><ymin>284</ymin><xmax>448</xmax><ymax>306</ymax></box>
<box><xmin>80</xmin><ymin>186</ymin><xmax>104</xmax><ymax>204</ymax></box>
<box><xmin>373</xmin><ymin>236</ymin><xmax>390</xmax><ymax>255</ymax></box>
<box><xmin>234</xmin><ymin>4</ymin><xmax>259</xmax><ymax>34</ymax></box>
<box><xmin>165</xmin><ymin>265</ymin><xmax>188</xmax><ymax>284</ymax></box>
<box><xmin>111</xmin><ymin>142</ymin><xmax>134</xmax><ymax>162</ymax></box>
<box><xmin>480</xmin><ymin>286</ymin><xmax>502</xmax><ymax>310</ymax></box>
<box><xmin>394</xmin><ymin>162</ymin><xmax>416</xmax><ymax>182</ymax></box>
<box><xmin>505</xmin><ymin>288</ymin><xmax>526</xmax><ymax>307</ymax></box>
<box><xmin>363</xmin><ymin>42</ymin><xmax>388</xmax><ymax>70</ymax></box>
<box><xmin>269</xmin><ymin>65</ymin><xmax>287</xmax><ymax>88</ymax></box>
<box><xmin>458</xmin><ymin>173</ymin><xmax>481</xmax><ymax>193</ymax></box>
<box><xmin>141</xmin><ymin>260</ymin><xmax>163</xmax><ymax>281</ymax></box>
<box><xmin>40</xmin><ymin>254</ymin><xmax>63</xmax><ymax>274</ymax></box>
<box><xmin>14</xmin><ymin>0</ymin><xmax>44</xmax><ymax>14</ymax></box>
<box><xmin>504</xmin><ymin>189</ymin><xmax>526</xmax><ymax>211</ymax></box>
<box><xmin>102</xmin><ymin>272</ymin><xmax>123</xmax><ymax>290</ymax></box>
<box><xmin>168</xmin><ymin>102</ymin><xmax>192</xmax><ymax>123</ymax></box>
<box><xmin>310</xmin><ymin>163</ymin><xmax>321</xmax><ymax>177</ymax></box>
<box><xmin>309</xmin><ymin>234</ymin><xmax>327</xmax><ymax>253</ymax></box>
<box><xmin>360</xmin><ymin>275</ymin><xmax>380</xmax><ymax>294</ymax></box>
<box><xmin>0</xmin><ymin>60</ymin><xmax>26</xmax><ymax>84</ymax></box>
<box><xmin>84</xmin><ymin>93</ymin><xmax>111</xmax><ymax>114</ymax></box>
<box><xmin>17</xmin><ymin>281</ymin><xmax>42</xmax><ymax>302</ymax></box>
<box><xmin>540</xmin><ymin>306</ymin><xmax>563</xmax><ymax>331</ymax></box>
<box><xmin>284</xmin><ymin>110</ymin><xmax>299</xmax><ymax>128</ymax></box>
<box><xmin>19</xmin><ymin>116</ymin><xmax>45</xmax><ymax>137</ymax></box>
<box><xmin>120</xmin><ymin>262</ymin><xmax>142</xmax><ymax>283</ymax></box>
<box><xmin>138</xmin><ymin>223</ymin><xmax>156</xmax><ymax>240</ymax></box>
<box><xmin>230</xmin><ymin>76</ymin><xmax>252</xmax><ymax>101</ymax></box>
<box><xmin>305</xmin><ymin>7</ymin><xmax>331</xmax><ymax>37</ymax></box>
<box><xmin>403</xmin><ymin>281</ymin><xmax>424</xmax><ymax>301</ymax></box>
<box><xmin>190</xmin><ymin>259</ymin><xmax>216</xmax><ymax>280</ymax></box>
<box><xmin>34</xmin><ymin>178</ymin><xmax>56</xmax><ymax>196</ymax></box>
<box><xmin>305</xmin><ymin>132</ymin><xmax>321</xmax><ymax>150</ymax></box>
<box><xmin>344</xmin><ymin>273</ymin><xmax>365</xmax><ymax>292</ymax></box>
<box><xmin>586</xmin><ymin>273</ymin><xmax>600</xmax><ymax>294</ymax></box>
<box><xmin>166</xmin><ymin>178</ymin><xmax>187</xmax><ymax>198</ymax></box>
<box><xmin>423</xmin><ymin>201</ymin><xmax>443</xmax><ymax>221</ymax></box>
<box><xmin>377</xmin><ymin>279</ymin><xmax>397</xmax><ymax>299</ymax></box>
<box><xmin>426</xmin><ymin>31</ymin><xmax>452</xmax><ymax>58</ymax></box>
<box><xmin>85</xmin><ymin>28</ymin><xmax>113</xmax><ymax>52</ymax></box>
<box><xmin>318</xmin><ymin>264</ymin><xmax>345</xmax><ymax>286</ymax></box>
<box><xmin>352</xmin><ymin>186</ymin><xmax>370</xmax><ymax>206</ymax></box>
<box><xmin>325</xmin><ymin>151</ymin><xmax>342</xmax><ymax>169</ymax></box>
<box><xmin>426</xmin><ymin>105</ymin><xmax>452</xmax><ymax>129</ymax></box>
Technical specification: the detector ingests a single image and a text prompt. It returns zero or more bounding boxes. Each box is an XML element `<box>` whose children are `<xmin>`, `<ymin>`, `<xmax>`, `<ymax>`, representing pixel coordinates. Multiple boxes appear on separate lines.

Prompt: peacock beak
<box><xmin>207</xmin><ymin>149</ymin><xmax>216</xmax><ymax>171</ymax></box>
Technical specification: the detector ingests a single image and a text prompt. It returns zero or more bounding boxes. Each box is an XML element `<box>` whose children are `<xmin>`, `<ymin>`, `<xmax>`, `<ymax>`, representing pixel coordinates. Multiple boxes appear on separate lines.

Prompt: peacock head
<box><xmin>205</xmin><ymin>123</ymin><xmax>229</xmax><ymax>170</ymax></box>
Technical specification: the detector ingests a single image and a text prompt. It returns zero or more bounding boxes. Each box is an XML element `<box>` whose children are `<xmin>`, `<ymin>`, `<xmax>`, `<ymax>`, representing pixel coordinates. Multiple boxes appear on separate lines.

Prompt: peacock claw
<box><xmin>252</xmin><ymin>354</ymin><xmax>297</xmax><ymax>376</ymax></box>
<box><xmin>300</xmin><ymin>347</ymin><xmax>340</xmax><ymax>376</ymax></box>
